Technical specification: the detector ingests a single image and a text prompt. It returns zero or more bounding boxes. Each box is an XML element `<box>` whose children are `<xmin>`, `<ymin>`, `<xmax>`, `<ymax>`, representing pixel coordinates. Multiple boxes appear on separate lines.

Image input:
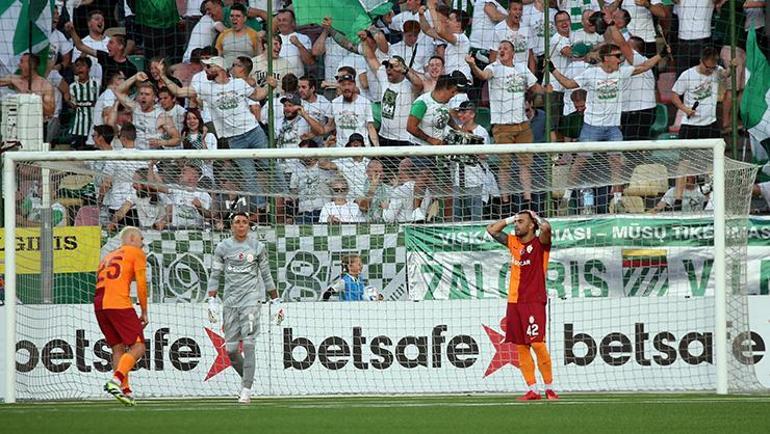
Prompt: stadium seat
<box><xmin>74</xmin><ymin>206</ymin><xmax>100</xmax><ymax>226</ymax></box>
<box><xmin>129</xmin><ymin>54</ymin><xmax>146</xmax><ymax>72</ymax></box>
<box><xmin>609</xmin><ymin>195</ymin><xmax>645</xmax><ymax>213</ymax></box>
<box><xmin>623</xmin><ymin>164</ymin><xmax>669</xmax><ymax>197</ymax></box>
<box><xmin>650</xmin><ymin>104</ymin><xmax>669</xmax><ymax>138</ymax></box>
<box><xmin>475</xmin><ymin>107</ymin><xmax>491</xmax><ymax>133</ymax></box>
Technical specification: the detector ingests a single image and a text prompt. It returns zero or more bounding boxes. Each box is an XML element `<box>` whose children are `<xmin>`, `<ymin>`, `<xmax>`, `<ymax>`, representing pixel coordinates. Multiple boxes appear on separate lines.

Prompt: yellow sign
<box><xmin>0</xmin><ymin>226</ymin><xmax>101</xmax><ymax>274</ymax></box>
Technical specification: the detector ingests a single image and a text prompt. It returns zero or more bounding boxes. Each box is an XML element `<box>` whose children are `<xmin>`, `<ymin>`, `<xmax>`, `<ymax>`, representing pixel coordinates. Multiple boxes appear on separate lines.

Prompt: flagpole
<box><xmin>28</xmin><ymin>0</ymin><xmax>33</xmax><ymax>91</ymax></box>
<box><xmin>730</xmin><ymin>0</ymin><xmax>738</xmax><ymax>159</ymax></box>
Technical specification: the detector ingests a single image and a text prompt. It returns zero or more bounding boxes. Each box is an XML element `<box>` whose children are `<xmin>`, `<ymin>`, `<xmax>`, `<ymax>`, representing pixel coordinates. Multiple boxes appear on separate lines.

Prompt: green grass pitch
<box><xmin>2</xmin><ymin>394</ymin><xmax>770</xmax><ymax>434</ymax></box>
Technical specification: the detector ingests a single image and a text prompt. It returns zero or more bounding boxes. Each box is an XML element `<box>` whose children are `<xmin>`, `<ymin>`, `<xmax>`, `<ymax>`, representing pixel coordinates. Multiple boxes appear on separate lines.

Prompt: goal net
<box><xmin>2</xmin><ymin>140</ymin><xmax>766</xmax><ymax>401</ymax></box>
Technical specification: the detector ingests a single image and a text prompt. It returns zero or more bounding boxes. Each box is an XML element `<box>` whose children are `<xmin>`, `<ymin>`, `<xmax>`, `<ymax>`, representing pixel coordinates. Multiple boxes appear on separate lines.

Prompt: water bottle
<box><xmin>581</xmin><ymin>189</ymin><xmax>594</xmax><ymax>215</ymax></box>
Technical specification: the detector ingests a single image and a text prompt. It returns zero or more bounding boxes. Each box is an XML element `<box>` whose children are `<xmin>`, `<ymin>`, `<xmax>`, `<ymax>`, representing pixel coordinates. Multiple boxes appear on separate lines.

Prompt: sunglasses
<box><xmin>332</xmin><ymin>187</ymin><xmax>348</xmax><ymax>192</ymax></box>
<box><xmin>607</xmin><ymin>53</ymin><xmax>623</xmax><ymax>59</ymax></box>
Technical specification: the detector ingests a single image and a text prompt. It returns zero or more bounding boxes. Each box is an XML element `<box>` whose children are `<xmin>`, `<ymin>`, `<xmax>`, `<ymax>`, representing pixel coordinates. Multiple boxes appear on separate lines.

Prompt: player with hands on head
<box><xmin>206</xmin><ymin>212</ymin><xmax>283</xmax><ymax>404</ymax></box>
<box><xmin>487</xmin><ymin>210</ymin><xmax>558</xmax><ymax>401</ymax></box>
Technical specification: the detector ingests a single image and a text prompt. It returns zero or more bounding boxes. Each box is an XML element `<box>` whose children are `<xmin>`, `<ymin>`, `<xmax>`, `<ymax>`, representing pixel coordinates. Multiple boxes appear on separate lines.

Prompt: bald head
<box><xmin>120</xmin><ymin>226</ymin><xmax>144</xmax><ymax>248</ymax></box>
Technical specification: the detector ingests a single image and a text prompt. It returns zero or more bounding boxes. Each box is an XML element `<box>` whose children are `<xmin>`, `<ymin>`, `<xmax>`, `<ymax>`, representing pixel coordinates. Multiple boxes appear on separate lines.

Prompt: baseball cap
<box><xmin>346</xmin><ymin>133</ymin><xmax>365</xmax><ymax>146</ymax></box>
<box><xmin>201</xmin><ymin>56</ymin><xmax>227</xmax><ymax>70</ymax></box>
<box><xmin>457</xmin><ymin>101</ymin><xmax>476</xmax><ymax>111</ymax></box>
<box><xmin>280</xmin><ymin>93</ymin><xmax>302</xmax><ymax>105</ymax></box>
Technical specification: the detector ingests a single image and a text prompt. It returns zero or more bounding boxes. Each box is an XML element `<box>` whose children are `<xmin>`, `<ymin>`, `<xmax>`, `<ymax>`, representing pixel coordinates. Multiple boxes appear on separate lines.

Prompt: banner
<box><xmin>2</xmin><ymin>296</ymin><xmax>769</xmax><ymax>399</ymax></box>
<box><xmin>294</xmin><ymin>0</ymin><xmax>392</xmax><ymax>44</ymax></box>
<box><xmin>406</xmin><ymin>216</ymin><xmax>770</xmax><ymax>299</ymax></box>
<box><xmin>0</xmin><ymin>226</ymin><xmax>101</xmax><ymax>274</ymax></box>
<box><xmin>100</xmin><ymin>224</ymin><xmax>407</xmax><ymax>303</ymax></box>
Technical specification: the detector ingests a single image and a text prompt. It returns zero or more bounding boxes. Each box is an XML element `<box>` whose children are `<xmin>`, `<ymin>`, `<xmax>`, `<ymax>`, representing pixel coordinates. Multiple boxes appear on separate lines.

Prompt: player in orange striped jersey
<box><xmin>94</xmin><ymin>226</ymin><xmax>148</xmax><ymax>406</ymax></box>
<box><xmin>487</xmin><ymin>210</ymin><xmax>558</xmax><ymax>401</ymax></box>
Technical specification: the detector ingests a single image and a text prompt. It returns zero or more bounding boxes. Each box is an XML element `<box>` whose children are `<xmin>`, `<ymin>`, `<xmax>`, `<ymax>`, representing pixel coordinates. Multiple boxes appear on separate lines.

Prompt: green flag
<box><xmin>0</xmin><ymin>0</ymin><xmax>51</xmax><ymax>77</ymax></box>
<box><xmin>294</xmin><ymin>0</ymin><xmax>392</xmax><ymax>43</ymax></box>
<box><xmin>741</xmin><ymin>29</ymin><xmax>770</xmax><ymax>138</ymax></box>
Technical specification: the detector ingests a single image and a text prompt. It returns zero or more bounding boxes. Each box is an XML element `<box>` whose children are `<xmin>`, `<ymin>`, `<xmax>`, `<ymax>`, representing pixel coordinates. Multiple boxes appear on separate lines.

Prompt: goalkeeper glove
<box><xmin>271</xmin><ymin>298</ymin><xmax>286</xmax><ymax>326</ymax></box>
<box><xmin>207</xmin><ymin>296</ymin><xmax>222</xmax><ymax>324</ymax></box>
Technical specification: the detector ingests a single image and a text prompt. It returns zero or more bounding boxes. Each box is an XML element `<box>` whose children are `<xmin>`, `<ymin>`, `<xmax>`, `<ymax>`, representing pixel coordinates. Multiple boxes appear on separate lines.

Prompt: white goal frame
<box><xmin>1</xmin><ymin>138</ymin><xmax>729</xmax><ymax>402</ymax></box>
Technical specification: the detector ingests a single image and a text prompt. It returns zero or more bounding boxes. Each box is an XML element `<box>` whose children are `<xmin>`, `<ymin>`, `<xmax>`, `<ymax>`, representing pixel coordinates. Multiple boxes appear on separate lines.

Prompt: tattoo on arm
<box><xmin>490</xmin><ymin>231</ymin><xmax>508</xmax><ymax>246</ymax></box>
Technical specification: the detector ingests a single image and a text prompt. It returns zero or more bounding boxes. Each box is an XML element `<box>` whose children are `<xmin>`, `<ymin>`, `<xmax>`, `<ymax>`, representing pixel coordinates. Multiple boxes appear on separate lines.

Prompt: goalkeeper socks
<box><xmin>242</xmin><ymin>343</ymin><xmax>256</xmax><ymax>389</ymax></box>
<box><xmin>516</xmin><ymin>345</ymin><xmax>537</xmax><ymax>386</ymax></box>
<box><xmin>531</xmin><ymin>342</ymin><xmax>554</xmax><ymax>385</ymax></box>
<box><xmin>113</xmin><ymin>353</ymin><xmax>136</xmax><ymax>384</ymax></box>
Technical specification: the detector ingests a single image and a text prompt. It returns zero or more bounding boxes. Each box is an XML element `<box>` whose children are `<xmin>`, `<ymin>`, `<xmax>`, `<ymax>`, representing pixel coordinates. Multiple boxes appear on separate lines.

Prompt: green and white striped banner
<box><xmin>406</xmin><ymin>216</ymin><xmax>770</xmax><ymax>300</ymax></box>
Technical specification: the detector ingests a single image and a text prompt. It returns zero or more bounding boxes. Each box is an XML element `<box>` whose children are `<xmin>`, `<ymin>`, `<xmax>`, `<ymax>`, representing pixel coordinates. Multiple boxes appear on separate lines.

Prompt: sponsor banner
<box><xmin>99</xmin><ymin>225</ymin><xmax>407</xmax><ymax>303</ymax></box>
<box><xmin>0</xmin><ymin>227</ymin><xmax>101</xmax><ymax>274</ymax></box>
<box><xmin>2</xmin><ymin>297</ymin><xmax>769</xmax><ymax>399</ymax></box>
<box><xmin>406</xmin><ymin>218</ymin><xmax>770</xmax><ymax>299</ymax></box>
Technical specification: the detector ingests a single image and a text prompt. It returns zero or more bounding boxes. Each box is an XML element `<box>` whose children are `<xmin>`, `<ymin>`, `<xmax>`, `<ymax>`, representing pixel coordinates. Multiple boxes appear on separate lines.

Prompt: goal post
<box><xmin>2</xmin><ymin>138</ymin><xmax>762</xmax><ymax>402</ymax></box>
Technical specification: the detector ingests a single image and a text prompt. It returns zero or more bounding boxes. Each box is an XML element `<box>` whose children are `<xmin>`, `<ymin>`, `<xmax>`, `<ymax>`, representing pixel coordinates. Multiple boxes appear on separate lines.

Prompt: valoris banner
<box><xmin>2</xmin><ymin>296</ymin><xmax>768</xmax><ymax>399</ymax></box>
<box><xmin>406</xmin><ymin>216</ymin><xmax>770</xmax><ymax>300</ymax></box>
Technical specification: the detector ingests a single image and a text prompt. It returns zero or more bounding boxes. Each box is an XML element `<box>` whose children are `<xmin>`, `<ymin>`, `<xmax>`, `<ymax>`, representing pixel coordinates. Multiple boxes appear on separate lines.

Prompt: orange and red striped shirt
<box><xmin>506</xmin><ymin>235</ymin><xmax>550</xmax><ymax>303</ymax></box>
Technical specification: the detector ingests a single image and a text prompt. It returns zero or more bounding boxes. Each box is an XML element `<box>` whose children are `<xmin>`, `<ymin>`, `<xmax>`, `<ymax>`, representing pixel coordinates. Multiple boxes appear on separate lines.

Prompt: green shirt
<box><xmin>135</xmin><ymin>0</ymin><xmax>179</xmax><ymax>29</ymax></box>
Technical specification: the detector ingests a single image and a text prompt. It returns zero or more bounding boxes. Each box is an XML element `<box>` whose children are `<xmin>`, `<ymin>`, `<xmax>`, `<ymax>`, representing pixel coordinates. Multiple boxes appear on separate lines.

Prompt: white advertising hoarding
<box><xmin>1</xmin><ymin>297</ymin><xmax>768</xmax><ymax>400</ymax></box>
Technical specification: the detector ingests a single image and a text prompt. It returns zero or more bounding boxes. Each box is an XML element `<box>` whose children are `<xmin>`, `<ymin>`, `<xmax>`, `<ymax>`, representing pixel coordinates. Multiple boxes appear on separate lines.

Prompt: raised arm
<box><xmin>529</xmin><ymin>210</ymin><xmax>551</xmax><ymax>245</ymax></box>
<box><xmin>632</xmin><ymin>50</ymin><xmax>665</xmax><ymax>76</ymax></box>
<box><xmin>466</xmin><ymin>55</ymin><xmax>493</xmax><ymax>80</ymax></box>
<box><xmin>484</xmin><ymin>1</ymin><xmax>506</xmax><ymax>22</ymax></box>
<box><xmin>64</xmin><ymin>22</ymin><xmax>97</xmax><ymax>58</ymax></box>
<box><xmin>430</xmin><ymin>2</ymin><xmax>457</xmax><ymax>44</ymax></box>
<box><xmin>359</xmin><ymin>32</ymin><xmax>383</xmax><ymax>72</ymax></box>
<box><xmin>418</xmin><ymin>7</ymin><xmax>440</xmax><ymax>39</ymax></box>
<box><xmin>486</xmin><ymin>218</ymin><xmax>510</xmax><ymax>246</ymax></box>
<box><xmin>158</xmin><ymin>62</ymin><xmax>198</xmax><ymax>98</ymax></box>
<box><xmin>312</xmin><ymin>17</ymin><xmax>332</xmax><ymax>56</ymax></box>
<box><xmin>289</xmin><ymin>34</ymin><xmax>315</xmax><ymax>66</ymax></box>
<box><xmin>549</xmin><ymin>64</ymin><xmax>578</xmax><ymax>89</ymax></box>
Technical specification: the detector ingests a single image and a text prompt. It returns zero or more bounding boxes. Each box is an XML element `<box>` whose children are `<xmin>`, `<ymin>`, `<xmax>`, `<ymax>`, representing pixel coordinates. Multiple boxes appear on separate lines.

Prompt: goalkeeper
<box><xmin>206</xmin><ymin>212</ymin><xmax>284</xmax><ymax>404</ymax></box>
<box><xmin>487</xmin><ymin>210</ymin><xmax>558</xmax><ymax>401</ymax></box>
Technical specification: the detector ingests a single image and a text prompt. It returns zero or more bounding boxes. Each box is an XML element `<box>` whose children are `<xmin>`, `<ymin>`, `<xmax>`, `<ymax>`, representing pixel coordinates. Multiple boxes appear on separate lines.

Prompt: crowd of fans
<box><xmin>3</xmin><ymin>0</ymin><xmax>770</xmax><ymax>230</ymax></box>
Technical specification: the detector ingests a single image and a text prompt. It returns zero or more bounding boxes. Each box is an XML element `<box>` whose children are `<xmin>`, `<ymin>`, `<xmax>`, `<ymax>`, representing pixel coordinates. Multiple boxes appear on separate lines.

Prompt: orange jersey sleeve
<box><xmin>507</xmin><ymin>235</ymin><xmax>523</xmax><ymax>303</ymax></box>
<box><xmin>94</xmin><ymin>245</ymin><xmax>147</xmax><ymax>310</ymax></box>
